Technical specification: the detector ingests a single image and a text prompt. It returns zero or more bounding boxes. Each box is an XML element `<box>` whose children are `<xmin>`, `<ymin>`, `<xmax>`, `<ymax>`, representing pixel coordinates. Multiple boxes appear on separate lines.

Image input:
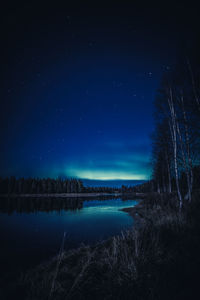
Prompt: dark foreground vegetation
<box><xmin>10</xmin><ymin>191</ymin><xmax>199</xmax><ymax>300</ymax></box>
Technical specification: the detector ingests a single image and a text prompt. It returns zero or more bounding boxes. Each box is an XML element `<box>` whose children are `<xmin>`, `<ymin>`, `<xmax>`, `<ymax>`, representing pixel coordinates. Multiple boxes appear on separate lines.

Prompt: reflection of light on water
<box><xmin>72</xmin><ymin>199</ymin><xmax>138</xmax><ymax>218</ymax></box>
<box><xmin>85</xmin><ymin>206</ymin><xmax>117</xmax><ymax>212</ymax></box>
<box><xmin>80</xmin><ymin>207</ymin><xmax>115</xmax><ymax>217</ymax></box>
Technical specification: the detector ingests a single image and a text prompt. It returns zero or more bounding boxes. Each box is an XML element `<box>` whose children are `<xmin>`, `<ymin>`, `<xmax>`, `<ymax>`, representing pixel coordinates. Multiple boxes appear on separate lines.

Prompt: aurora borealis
<box><xmin>1</xmin><ymin>2</ymin><xmax>197</xmax><ymax>181</ymax></box>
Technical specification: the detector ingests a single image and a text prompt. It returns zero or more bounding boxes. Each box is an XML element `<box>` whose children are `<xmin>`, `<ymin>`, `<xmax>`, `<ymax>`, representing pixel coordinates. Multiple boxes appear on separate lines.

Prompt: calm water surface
<box><xmin>0</xmin><ymin>197</ymin><xmax>138</xmax><ymax>276</ymax></box>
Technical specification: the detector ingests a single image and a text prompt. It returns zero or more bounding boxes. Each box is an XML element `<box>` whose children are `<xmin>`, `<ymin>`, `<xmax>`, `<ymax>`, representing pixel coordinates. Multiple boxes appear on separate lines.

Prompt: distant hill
<box><xmin>81</xmin><ymin>179</ymin><xmax>147</xmax><ymax>188</ymax></box>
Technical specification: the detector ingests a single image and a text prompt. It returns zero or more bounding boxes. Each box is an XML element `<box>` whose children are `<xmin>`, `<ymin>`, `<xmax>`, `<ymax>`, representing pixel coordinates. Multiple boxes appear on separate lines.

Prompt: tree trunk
<box><xmin>166</xmin><ymin>152</ymin><xmax>172</xmax><ymax>193</ymax></box>
<box><xmin>168</xmin><ymin>88</ymin><xmax>183</xmax><ymax>209</ymax></box>
<box><xmin>181</xmin><ymin>95</ymin><xmax>193</xmax><ymax>202</ymax></box>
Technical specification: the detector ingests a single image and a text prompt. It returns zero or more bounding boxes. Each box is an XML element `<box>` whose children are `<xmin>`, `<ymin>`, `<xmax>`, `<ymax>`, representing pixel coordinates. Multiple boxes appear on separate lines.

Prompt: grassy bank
<box><xmin>15</xmin><ymin>191</ymin><xmax>200</xmax><ymax>299</ymax></box>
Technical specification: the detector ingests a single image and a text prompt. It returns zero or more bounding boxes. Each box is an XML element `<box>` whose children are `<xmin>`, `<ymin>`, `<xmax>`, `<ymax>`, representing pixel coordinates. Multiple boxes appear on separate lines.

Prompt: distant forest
<box><xmin>0</xmin><ymin>177</ymin><xmax>84</xmax><ymax>194</ymax></box>
<box><xmin>0</xmin><ymin>177</ymin><xmax>138</xmax><ymax>195</ymax></box>
<box><xmin>0</xmin><ymin>177</ymin><xmax>123</xmax><ymax>194</ymax></box>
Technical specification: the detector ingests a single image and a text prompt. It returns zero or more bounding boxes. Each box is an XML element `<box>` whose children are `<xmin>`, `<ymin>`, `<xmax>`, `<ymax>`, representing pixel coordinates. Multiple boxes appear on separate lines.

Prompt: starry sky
<box><xmin>0</xmin><ymin>2</ymin><xmax>199</xmax><ymax>180</ymax></box>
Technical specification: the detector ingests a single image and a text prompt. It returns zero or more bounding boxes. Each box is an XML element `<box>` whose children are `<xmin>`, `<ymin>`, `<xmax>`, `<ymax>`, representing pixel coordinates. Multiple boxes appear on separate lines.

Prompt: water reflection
<box><xmin>0</xmin><ymin>195</ymin><xmax>129</xmax><ymax>214</ymax></box>
<box><xmin>0</xmin><ymin>197</ymin><xmax>138</xmax><ymax>283</ymax></box>
<box><xmin>0</xmin><ymin>197</ymin><xmax>84</xmax><ymax>214</ymax></box>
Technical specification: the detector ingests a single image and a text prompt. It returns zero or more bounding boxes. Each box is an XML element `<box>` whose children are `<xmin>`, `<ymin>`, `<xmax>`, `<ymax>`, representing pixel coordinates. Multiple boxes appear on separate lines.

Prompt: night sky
<box><xmin>0</xmin><ymin>2</ymin><xmax>198</xmax><ymax>180</ymax></box>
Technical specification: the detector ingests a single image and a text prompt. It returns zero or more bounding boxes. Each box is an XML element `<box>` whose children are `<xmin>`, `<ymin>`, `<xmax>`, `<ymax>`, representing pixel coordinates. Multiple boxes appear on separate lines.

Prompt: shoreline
<box><xmin>120</xmin><ymin>200</ymin><xmax>146</xmax><ymax>222</ymax></box>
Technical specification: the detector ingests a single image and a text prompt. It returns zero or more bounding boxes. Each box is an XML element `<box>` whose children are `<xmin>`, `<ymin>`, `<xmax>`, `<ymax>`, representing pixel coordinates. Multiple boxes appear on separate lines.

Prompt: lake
<box><xmin>0</xmin><ymin>197</ymin><xmax>138</xmax><ymax>282</ymax></box>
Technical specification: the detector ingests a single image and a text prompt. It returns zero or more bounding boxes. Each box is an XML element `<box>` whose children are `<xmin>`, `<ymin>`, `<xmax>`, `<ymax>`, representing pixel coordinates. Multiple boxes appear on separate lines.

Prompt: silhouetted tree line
<box><xmin>134</xmin><ymin>167</ymin><xmax>200</xmax><ymax>194</ymax></box>
<box><xmin>151</xmin><ymin>44</ymin><xmax>200</xmax><ymax>208</ymax></box>
<box><xmin>121</xmin><ymin>185</ymin><xmax>136</xmax><ymax>193</ymax></box>
<box><xmin>0</xmin><ymin>177</ymin><xmax>84</xmax><ymax>194</ymax></box>
<box><xmin>134</xmin><ymin>181</ymin><xmax>155</xmax><ymax>193</ymax></box>
<box><xmin>0</xmin><ymin>177</ymin><xmax>120</xmax><ymax>195</ymax></box>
